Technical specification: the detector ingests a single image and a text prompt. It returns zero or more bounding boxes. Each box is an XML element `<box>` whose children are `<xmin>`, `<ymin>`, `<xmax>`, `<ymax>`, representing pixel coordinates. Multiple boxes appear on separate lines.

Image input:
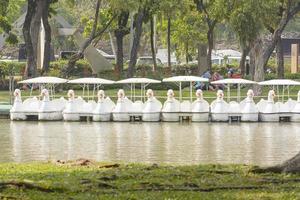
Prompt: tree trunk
<box><xmin>252</xmin><ymin>37</ymin><xmax>266</xmax><ymax>95</ymax></box>
<box><xmin>207</xmin><ymin>27</ymin><xmax>214</xmax><ymax>71</ymax></box>
<box><xmin>239</xmin><ymin>47</ymin><xmax>250</xmax><ymax>77</ymax></box>
<box><xmin>114</xmin><ymin>11</ymin><xmax>129</xmax><ymax>77</ymax></box>
<box><xmin>127</xmin><ymin>10</ymin><xmax>144</xmax><ymax>78</ymax></box>
<box><xmin>150</xmin><ymin>16</ymin><xmax>157</xmax><ymax>72</ymax></box>
<box><xmin>197</xmin><ymin>43</ymin><xmax>208</xmax><ymax>75</ymax></box>
<box><xmin>167</xmin><ymin>16</ymin><xmax>171</xmax><ymax>69</ymax></box>
<box><xmin>185</xmin><ymin>41</ymin><xmax>189</xmax><ymax>64</ymax></box>
<box><xmin>22</xmin><ymin>0</ymin><xmax>37</xmax><ymax>78</ymax></box>
<box><xmin>252</xmin><ymin>151</ymin><xmax>300</xmax><ymax>174</ymax></box>
<box><xmin>276</xmin><ymin>36</ymin><xmax>284</xmax><ymax>78</ymax></box>
<box><xmin>115</xmin><ymin>32</ymin><xmax>124</xmax><ymax>76</ymax></box>
<box><xmin>42</xmin><ymin>0</ymin><xmax>51</xmax><ymax>74</ymax></box>
<box><xmin>30</xmin><ymin>0</ymin><xmax>43</xmax><ymax>68</ymax></box>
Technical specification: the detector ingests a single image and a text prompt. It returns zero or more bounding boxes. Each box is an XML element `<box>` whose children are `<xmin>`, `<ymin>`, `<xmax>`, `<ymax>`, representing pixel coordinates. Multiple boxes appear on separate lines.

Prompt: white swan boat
<box><xmin>38</xmin><ymin>89</ymin><xmax>66</xmax><ymax>121</ymax></box>
<box><xmin>210</xmin><ymin>90</ymin><xmax>229</xmax><ymax>121</ymax></box>
<box><xmin>63</xmin><ymin>90</ymin><xmax>85</xmax><ymax>121</ymax></box>
<box><xmin>142</xmin><ymin>89</ymin><xmax>162</xmax><ymax>122</ymax></box>
<box><xmin>240</xmin><ymin>89</ymin><xmax>258</xmax><ymax>121</ymax></box>
<box><xmin>191</xmin><ymin>89</ymin><xmax>209</xmax><ymax>122</ymax></box>
<box><xmin>161</xmin><ymin>89</ymin><xmax>180</xmax><ymax>122</ymax></box>
<box><xmin>10</xmin><ymin>89</ymin><xmax>26</xmax><ymax>120</ymax></box>
<box><xmin>93</xmin><ymin>90</ymin><xmax>115</xmax><ymax>121</ymax></box>
<box><xmin>112</xmin><ymin>89</ymin><xmax>133</xmax><ymax>121</ymax></box>
<box><xmin>257</xmin><ymin>90</ymin><xmax>279</xmax><ymax>122</ymax></box>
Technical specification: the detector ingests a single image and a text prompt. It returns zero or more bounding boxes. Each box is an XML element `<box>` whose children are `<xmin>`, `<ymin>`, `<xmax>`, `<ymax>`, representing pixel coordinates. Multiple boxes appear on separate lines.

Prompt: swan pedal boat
<box><xmin>191</xmin><ymin>89</ymin><xmax>209</xmax><ymax>122</ymax></box>
<box><xmin>142</xmin><ymin>89</ymin><xmax>162</xmax><ymax>122</ymax></box>
<box><xmin>257</xmin><ymin>90</ymin><xmax>279</xmax><ymax>122</ymax></box>
<box><xmin>161</xmin><ymin>89</ymin><xmax>180</xmax><ymax>122</ymax></box>
<box><xmin>210</xmin><ymin>90</ymin><xmax>229</xmax><ymax>122</ymax></box>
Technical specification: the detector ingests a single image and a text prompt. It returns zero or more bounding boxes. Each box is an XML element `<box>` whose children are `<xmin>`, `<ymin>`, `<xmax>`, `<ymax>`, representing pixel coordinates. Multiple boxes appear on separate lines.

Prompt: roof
<box><xmin>68</xmin><ymin>77</ymin><xmax>115</xmax><ymax>84</ymax></box>
<box><xmin>213</xmin><ymin>49</ymin><xmax>241</xmax><ymax>57</ymax></box>
<box><xmin>18</xmin><ymin>76</ymin><xmax>68</xmax><ymax>84</ymax></box>
<box><xmin>162</xmin><ymin>76</ymin><xmax>209</xmax><ymax>82</ymax></box>
<box><xmin>211</xmin><ymin>78</ymin><xmax>256</xmax><ymax>85</ymax></box>
<box><xmin>259</xmin><ymin>79</ymin><xmax>300</xmax><ymax>86</ymax></box>
<box><xmin>116</xmin><ymin>78</ymin><xmax>161</xmax><ymax>84</ymax></box>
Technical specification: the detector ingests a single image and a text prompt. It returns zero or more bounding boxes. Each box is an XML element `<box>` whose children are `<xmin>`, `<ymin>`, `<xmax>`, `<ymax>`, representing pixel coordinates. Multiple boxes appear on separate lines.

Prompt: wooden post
<box><xmin>291</xmin><ymin>44</ymin><xmax>299</xmax><ymax>74</ymax></box>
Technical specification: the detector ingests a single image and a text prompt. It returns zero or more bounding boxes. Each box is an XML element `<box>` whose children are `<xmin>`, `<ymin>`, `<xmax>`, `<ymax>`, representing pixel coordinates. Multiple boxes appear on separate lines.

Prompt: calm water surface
<box><xmin>0</xmin><ymin>120</ymin><xmax>300</xmax><ymax>166</ymax></box>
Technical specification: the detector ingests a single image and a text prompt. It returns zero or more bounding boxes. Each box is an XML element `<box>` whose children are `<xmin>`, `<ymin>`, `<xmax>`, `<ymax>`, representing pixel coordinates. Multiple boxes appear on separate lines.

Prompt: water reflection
<box><xmin>3</xmin><ymin>120</ymin><xmax>300</xmax><ymax>166</ymax></box>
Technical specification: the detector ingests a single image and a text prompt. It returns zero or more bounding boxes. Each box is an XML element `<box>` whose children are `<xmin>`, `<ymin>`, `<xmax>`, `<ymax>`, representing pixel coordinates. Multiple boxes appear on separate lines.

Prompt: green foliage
<box><xmin>48</xmin><ymin>59</ymin><xmax>93</xmax><ymax>77</ymax></box>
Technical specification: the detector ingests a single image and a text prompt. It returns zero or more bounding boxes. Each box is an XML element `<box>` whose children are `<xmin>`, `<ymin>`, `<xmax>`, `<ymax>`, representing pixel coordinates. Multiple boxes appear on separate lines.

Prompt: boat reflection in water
<box><xmin>4</xmin><ymin>120</ymin><xmax>300</xmax><ymax>166</ymax></box>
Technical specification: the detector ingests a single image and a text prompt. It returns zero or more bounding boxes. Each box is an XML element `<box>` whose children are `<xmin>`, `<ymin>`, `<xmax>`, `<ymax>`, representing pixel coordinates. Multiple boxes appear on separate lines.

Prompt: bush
<box><xmin>0</xmin><ymin>61</ymin><xmax>26</xmax><ymax>77</ymax></box>
<box><xmin>48</xmin><ymin>59</ymin><xmax>92</xmax><ymax>77</ymax></box>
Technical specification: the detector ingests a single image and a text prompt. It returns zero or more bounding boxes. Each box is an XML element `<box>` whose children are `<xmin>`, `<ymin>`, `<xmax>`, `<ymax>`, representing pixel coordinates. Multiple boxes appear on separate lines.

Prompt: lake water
<box><xmin>1</xmin><ymin>120</ymin><xmax>300</xmax><ymax>166</ymax></box>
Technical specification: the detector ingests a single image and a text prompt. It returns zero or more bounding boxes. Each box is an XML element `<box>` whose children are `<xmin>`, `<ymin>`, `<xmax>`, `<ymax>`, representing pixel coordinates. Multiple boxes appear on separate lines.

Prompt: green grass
<box><xmin>3</xmin><ymin>85</ymin><xmax>300</xmax><ymax>104</ymax></box>
<box><xmin>0</xmin><ymin>162</ymin><xmax>300</xmax><ymax>199</ymax></box>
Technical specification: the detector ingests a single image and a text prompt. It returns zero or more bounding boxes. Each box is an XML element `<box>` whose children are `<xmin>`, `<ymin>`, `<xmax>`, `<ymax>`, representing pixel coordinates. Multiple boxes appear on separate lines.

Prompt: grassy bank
<box><xmin>0</xmin><ymin>161</ymin><xmax>300</xmax><ymax>199</ymax></box>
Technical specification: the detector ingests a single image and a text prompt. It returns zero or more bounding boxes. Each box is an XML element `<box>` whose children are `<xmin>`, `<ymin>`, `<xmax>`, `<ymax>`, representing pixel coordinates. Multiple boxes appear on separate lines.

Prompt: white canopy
<box><xmin>211</xmin><ymin>78</ymin><xmax>256</xmax><ymax>85</ymax></box>
<box><xmin>18</xmin><ymin>76</ymin><xmax>68</xmax><ymax>84</ymax></box>
<box><xmin>258</xmin><ymin>79</ymin><xmax>300</xmax><ymax>86</ymax></box>
<box><xmin>162</xmin><ymin>76</ymin><xmax>208</xmax><ymax>83</ymax></box>
<box><xmin>211</xmin><ymin>78</ymin><xmax>256</xmax><ymax>102</ymax></box>
<box><xmin>68</xmin><ymin>77</ymin><xmax>115</xmax><ymax>84</ymax></box>
<box><xmin>162</xmin><ymin>76</ymin><xmax>208</xmax><ymax>101</ymax></box>
<box><xmin>259</xmin><ymin>79</ymin><xmax>300</xmax><ymax>101</ymax></box>
<box><xmin>116</xmin><ymin>78</ymin><xmax>161</xmax><ymax>84</ymax></box>
<box><xmin>116</xmin><ymin>78</ymin><xmax>161</xmax><ymax>101</ymax></box>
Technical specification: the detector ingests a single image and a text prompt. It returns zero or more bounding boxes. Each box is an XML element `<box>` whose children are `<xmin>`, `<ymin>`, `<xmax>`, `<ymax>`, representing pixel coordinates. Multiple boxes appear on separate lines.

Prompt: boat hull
<box><xmin>93</xmin><ymin>113</ymin><xmax>111</xmax><ymax>122</ymax></box>
<box><xmin>38</xmin><ymin>111</ymin><xmax>63</xmax><ymax>121</ymax></box>
<box><xmin>211</xmin><ymin>113</ymin><xmax>228</xmax><ymax>122</ymax></box>
<box><xmin>192</xmin><ymin>112</ymin><xmax>209</xmax><ymax>122</ymax></box>
<box><xmin>259</xmin><ymin>113</ymin><xmax>279</xmax><ymax>122</ymax></box>
<box><xmin>241</xmin><ymin>113</ymin><xmax>259</xmax><ymax>122</ymax></box>
<box><xmin>291</xmin><ymin>113</ymin><xmax>300</xmax><ymax>122</ymax></box>
<box><xmin>161</xmin><ymin>113</ymin><xmax>179</xmax><ymax>122</ymax></box>
<box><xmin>112</xmin><ymin>113</ymin><xmax>130</xmax><ymax>122</ymax></box>
<box><xmin>142</xmin><ymin>112</ymin><xmax>161</xmax><ymax>122</ymax></box>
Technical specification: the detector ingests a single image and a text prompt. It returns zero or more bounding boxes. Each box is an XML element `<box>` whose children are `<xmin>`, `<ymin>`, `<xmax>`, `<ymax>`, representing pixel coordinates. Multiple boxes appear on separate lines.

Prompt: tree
<box><xmin>64</xmin><ymin>0</ymin><xmax>115</xmax><ymax>77</ymax></box>
<box><xmin>127</xmin><ymin>8</ymin><xmax>145</xmax><ymax>77</ymax></box>
<box><xmin>159</xmin><ymin>0</ymin><xmax>182</xmax><ymax>69</ymax></box>
<box><xmin>172</xmin><ymin>3</ymin><xmax>206</xmax><ymax>65</ymax></box>
<box><xmin>194</xmin><ymin>0</ymin><xmax>229</xmax><ymax>71</ymax></box>
<box><xmin>22</xmin><ymin>0</ymin><xmax>57</xmax><ymax>77</ymax></box>
<box><xmin>252</xmin><ymin>0</ymin><xmax>300</xmax><ymax>92</ymax></box>
<box><xmin>114</xmin><ymin>11</ymin><xmax>130</xmax><ymax>76</ymax></box>
<box><xmin>23</xmin><ymin>0</ymin><xmax>37</xmax><ymax>78</ymax></box>
<box><xmin>0</xmin><ymin>0</ymin><xmax>19</xmax><ymax>45</ymax></box>
<box><xmin>228</xmin><ymin>0</ymin><xmax>263</xmax><ymax>77</ymax></box>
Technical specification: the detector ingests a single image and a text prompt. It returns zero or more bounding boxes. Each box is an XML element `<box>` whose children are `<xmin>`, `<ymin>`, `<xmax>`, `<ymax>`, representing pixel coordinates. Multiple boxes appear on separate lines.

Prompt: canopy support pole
<box><xmin>282</xmin><ymin>85</ymin><xmax>284</xmax><ymax>102</ymax></box>
<box><xmin>179</xmin><ymin>82</ymin><xmax>182</xmax><ymax>102</ymax></box>
<box><xmin>237</xmin><ymin>83</ymin><xmax>241</xmax><ymax>102</ymax></box>
<box><xmin>87</xmin><ymin>85</ymin><xmax>90</xmax><ymax>100</ymax></box>
<box><xmin>227</xmin><ymin>83</ymin><xmax>230</xmax><ymax>102</ymax></box>
<box><xmin>130</xmin><ymin>83</ymin><xmax>133</xmax><ymax>100</ymax></box>
<box><xmin>82</xmin><ymin>84</ymin><xmax>85</xmax><ymax>98</ymax></box>
<box><xmin>133</xmin><ymin>83</ymin><xmax>136</xmax><ymax>101</ymax></box>
<box><xmin>141</xmin><ymin>83</ymin><xmax>143</xmax><ymax>101</ymax></box>
<box><xmin>190</xmin><ymin>81</ymin><xmax>192</xmax><ymax>102</ymax></box>
<box><xmin>30</xmin><ymin>85</ymin><xmax>33</xmax><ymax>97</ymax></box>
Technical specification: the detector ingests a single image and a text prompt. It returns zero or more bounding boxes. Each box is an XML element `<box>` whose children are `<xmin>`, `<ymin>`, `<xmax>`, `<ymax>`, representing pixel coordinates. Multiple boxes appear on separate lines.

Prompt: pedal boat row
<box><xmin>9</xmin><ymin>76</ymin><xmax>300</xmax><ymax>122</ymax></box>
<box><xmin>10</xmin><ymin>88</ymin><xmax>300</xmax><ymax>122</ymax></box>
